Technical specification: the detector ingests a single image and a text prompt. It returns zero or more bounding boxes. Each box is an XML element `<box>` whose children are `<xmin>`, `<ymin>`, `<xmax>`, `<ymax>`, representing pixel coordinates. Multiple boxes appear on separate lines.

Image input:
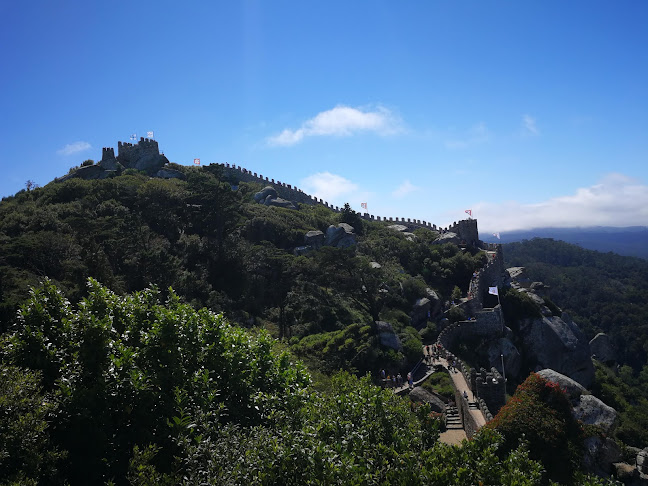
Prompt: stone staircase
<box><xmin>445</xmin><ymin>406</ymin><xmax>462</xmax><ymax>430</ymax></box>
<box><xmin>468</xmin><ymin>401</ymin><xmax>479</xmax><ymax>411</ymax></box>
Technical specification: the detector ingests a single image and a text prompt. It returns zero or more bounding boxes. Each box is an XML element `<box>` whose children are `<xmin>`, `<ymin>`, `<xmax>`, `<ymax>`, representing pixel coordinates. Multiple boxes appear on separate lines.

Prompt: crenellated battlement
<box><xmin>215</xmin><ymin>162</ymin><xmax>489</xmax><ymax>234</ymax></box>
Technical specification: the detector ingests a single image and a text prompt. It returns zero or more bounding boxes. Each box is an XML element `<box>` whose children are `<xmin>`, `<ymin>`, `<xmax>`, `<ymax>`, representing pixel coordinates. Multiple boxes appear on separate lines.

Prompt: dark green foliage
<box><xmin>3</xmin><ymin>279</ymin><xmax>309</xmax><ymax>484</ymax></box>
<box><xmin>504</xmin><ymin>238</ymin><xmax>648</xmax><ymax>370</ymax></box>
<box><xmin>0</xmin><ymin>365</ymin><xmax>63</xmax><ymax>484</ymax></box>
<box><xmin>591</xmin><ymin>362</ymin><xmax>648</xmax><ymax>448</ymax></box>
<box><xmin>500</xmin><ymin>287</ymin><xmax>543</xmax><ymax>328</ymax></box>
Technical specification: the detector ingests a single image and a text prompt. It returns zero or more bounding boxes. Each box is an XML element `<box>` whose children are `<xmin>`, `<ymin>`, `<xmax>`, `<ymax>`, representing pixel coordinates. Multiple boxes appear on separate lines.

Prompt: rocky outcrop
<box><xmin>590</xmin><ymin>333</ymin><xmax>617</xmax><ymax>364</ymax></box>
<box><xmin>376</xmin><ymin>321</ymin><xmax>402</xmax><ymax>351</ymax></box>
<box><xmin>60</xmin><ymin>164</ymin><xmax>115</xmax><ymax>181</ymax></box>
<box><xmin>408</xmin><ymin>386</ymin><xmax>446</xmax><ymax>413</ymax></box>
<box><xmin>433</xmin><ymin>231</ymin><xmax>460</xmax><ymax>245</ymax></box>
<box><xmin>325</xmin><ymin>223</ymin><xmax>356</xmax><ymax>248</ymax></box>
<box><xmin>304</xmin><ymin>230</ymin><xmax>325</xmax><ymax>249</ymax></box>
<box><xmin>506</xmin><ymin>267</ymin><xmax>530</xmax><ymax>287</ymax></box>
<box><xmin>253</xmin><ymin>186</ymin><xmax>298</xmax><ymax>209</ymax></box>
<box><xmin>426</xmin><ymin>288</ymin><xmax>442</xmax><ymax>318</ymax></box>
<box><xmin>253</xmin><ymin>186</ymin><xmax>278</xmax><ymax>202</ymax></box>
<box><xmin>410</xmin><ymin>298</ymin><xmax>431</xmax><ymax>329</ymax></box>
<box><xmin>520</xmin><ymin>315</ymin><xmax>595</xmax><ymax>387</ymax></box>
<box><xmin>537</xmin><ymin>369</ymin><xmax>622</xmax><ymax>478</ymax></box>
<box><xmin>537</xmin><ymin>369</ymin><xmax>587</xmax><ymax>404</ymax></box>
<box><xmin>573</xmin><ymin>394</ymin><xmax>618</xmax><ymax>434</ymax></box>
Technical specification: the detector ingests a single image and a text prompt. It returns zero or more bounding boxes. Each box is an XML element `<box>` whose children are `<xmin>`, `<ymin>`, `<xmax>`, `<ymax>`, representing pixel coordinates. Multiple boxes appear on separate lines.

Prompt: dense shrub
<box><xmin>487</xmin><ymin>372</ymin><xmax>585</xmax><ymax>484</ymax></box>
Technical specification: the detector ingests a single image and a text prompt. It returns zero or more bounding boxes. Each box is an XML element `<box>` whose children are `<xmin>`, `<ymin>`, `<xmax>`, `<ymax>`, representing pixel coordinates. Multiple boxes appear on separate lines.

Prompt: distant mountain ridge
<box><xmin>481</xmin><ymin>226</ymin><xmax>648</xmax><ymax>259</ymax></box>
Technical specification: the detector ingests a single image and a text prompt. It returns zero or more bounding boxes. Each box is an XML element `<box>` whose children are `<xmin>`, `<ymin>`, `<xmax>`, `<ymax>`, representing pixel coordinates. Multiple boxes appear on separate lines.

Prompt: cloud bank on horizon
<box><xmin>267</xmin><ymin>105</ymin><xmax>401</xmax><ymax>146</ymax></box>
<box><xmin>474</xmin><ymin>174</ymin><xmax>648</xmax><ymax>233</ymax></box>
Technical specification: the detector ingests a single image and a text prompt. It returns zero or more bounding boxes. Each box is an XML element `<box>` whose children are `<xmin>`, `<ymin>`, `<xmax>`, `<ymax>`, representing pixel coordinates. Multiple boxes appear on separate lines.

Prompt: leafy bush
<box><xmin>487</xmin><ymin>372</ymin><xmax>585</xmax><ymax>484</ymax></box>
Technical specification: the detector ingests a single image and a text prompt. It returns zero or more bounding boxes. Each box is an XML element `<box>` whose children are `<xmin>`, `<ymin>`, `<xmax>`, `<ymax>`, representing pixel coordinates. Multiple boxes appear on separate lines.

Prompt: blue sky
<box><xmin>1</xmin><ymin>1</ymin><xmax>647</xmax><ymax>233</ymax></box>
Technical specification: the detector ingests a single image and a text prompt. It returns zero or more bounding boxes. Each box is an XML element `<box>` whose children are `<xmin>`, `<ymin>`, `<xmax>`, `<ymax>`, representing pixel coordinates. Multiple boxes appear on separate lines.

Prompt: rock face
<box><xmin>410</xmin><ymin>298</ymin><xmax>431</xmax><ymax>329</ymax></box>
<box><xmin>590</xmin><ymin>333</ymin><xmax>617</xmax><ymax>364</ymax></box>
<box><xmin>253</xmin><ymin>186</ymin><xmax>298</xmax><ymax>209</ymax></box>
<box><xmin>253</xmin><ymin>186</ymin><xmax>278</xmax><ymax>202</ymax></box>
<box><xmin>325</xmin><ymin>223</ymin><xmax>357</xmax><ymax>248</ymax></box>
<box><xmin>61</xmin><ymin>164</ymin><xmax>115</xmax><ymax>181</ymax></box>
<box><xmin>433</xmin><ymin>231</ymin><xmax>460</xmax><ymax>245</ymax></box>
<box><xmin>520</xmin><ymin>315</ymin><xmax>595</xmax><ymax>387</ymax></box>
<box><xmin>375</xmin><ymin>321</ymin><xmax>402</xmax><ymax>351</ymax></box>
<box><xmin>408</xmin><ymin>387</ymin><xmax>446</xmax><ymax>413</ymax></box>
<box><xmin>304</xmin><ymin>230</ymin><xmax>325</xmax><ymax>249</ymax></box>
<box><xmin>573</xmin><ymin>394</ymin><xmax>618</xmax><ymax>434</ymax></box>
<box><xmin>537</xmin><ymin>369</ymin><xmax>587</xmax><ymax>404</ymax></box>
<box><xmin>537</xmin><ymin>369</ymin><xmax>622</xmax><ymax>478</ymax></box>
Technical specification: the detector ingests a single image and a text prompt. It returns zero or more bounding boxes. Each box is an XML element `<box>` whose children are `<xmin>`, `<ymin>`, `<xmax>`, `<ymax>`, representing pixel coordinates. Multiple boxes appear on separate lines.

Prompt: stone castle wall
<box><xmin>218</xmin><ymin>163</ymin><xmax>486</xmax><ymax>234</ymax></box>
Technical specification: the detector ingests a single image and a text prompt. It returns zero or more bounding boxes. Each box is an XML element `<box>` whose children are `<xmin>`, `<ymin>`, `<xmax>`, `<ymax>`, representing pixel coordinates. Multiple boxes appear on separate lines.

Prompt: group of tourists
<box><xmin>380</xmin><ymin>369</ymin><xmax>414</xmax><ymax>389</ymax></box>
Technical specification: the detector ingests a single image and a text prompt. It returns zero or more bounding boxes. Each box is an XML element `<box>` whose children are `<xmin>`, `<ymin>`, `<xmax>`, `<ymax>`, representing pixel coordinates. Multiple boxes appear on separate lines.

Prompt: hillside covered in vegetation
<box><xmin>1</xmin><ymin>165</ymin><xmax>646</xmax><ymax>483</ymax></box>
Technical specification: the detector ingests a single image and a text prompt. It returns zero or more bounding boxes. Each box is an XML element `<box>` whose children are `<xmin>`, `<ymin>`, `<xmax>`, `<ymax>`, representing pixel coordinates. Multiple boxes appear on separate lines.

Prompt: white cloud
<box><xmin>300</xmin><ymin>172</ymin><xmax>359</xmax><ymax>203</ymax></box>
<box><xmin>392</xmin><ymin>180</ymin><xmax>421</xmax><ymax>199</ymax></box>
<box><xmin>473</xmin><ymin>174</ymin><xmax>648</xmax><ymax>232</ymax></box>
<box><xmin>522</xmin><ymin>114</ymin><xmax>539</xmax><ymax>135</ymax></box>
<box><xmin>57</xmin><ymin>141</ymin><xmax>91</xmax><ymax>156</ymax></box>
<box><xmin>268</xmin><ymin>105</ymin><xmax>400</xmax><ymax>146</ymax></box>
<box><xmin>445</xmin><ymin>122</ymin><xmax>490</xmax><ymax>149</ymax></box>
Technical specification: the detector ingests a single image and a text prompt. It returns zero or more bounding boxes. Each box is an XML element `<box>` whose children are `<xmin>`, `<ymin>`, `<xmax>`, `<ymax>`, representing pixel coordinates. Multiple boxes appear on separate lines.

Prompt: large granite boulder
<box><xmin>375</xmin><ymin>321</ymin><xmax>402</xmax><ymax>351</ymax></box>
<box><xmin>325</xmin><ymin>223</ymin><xmax>356</xmax><ymax>248</ymax></box>
<box><xmin>387</xmin><ymin>224</ymin><xmax>408</xmax><ymax>233</ymax></box>
<box><xmin>60</xmin><ymin>164</ymin><xmax>115</xmax><ymax>181</ymax></box>
<box><xmin>304</xmin><ymin>230</ymin><xmax>325</xmax><ymax>249</ymax></box>
<box><xmin>253</xmin><ymin>186</ymin><xmax>278</xmax><ymax>203</ymax></box>
<box><xmin>266</xmin><ymin>197</ymin><xmax>298</xmax><ymax>210</ymax></box>
<box><xmin>537</xmin><ymin>369</ymin><xmax>618</xmax><ymax>434</ymax></box>
<box><xmin>590</xmin><ymin>333</ymin><xmax>617</xmax><ymax>363</ymax></box>
<box><xmin>537</xmin><ymin>369</ymin><xmax>587</xmax><ymax>404</ymax></box>
<box><xmin>410</xmin><ymin>298</ymin><xmax>431</xmax><ymax>329</ymax></box>
<box><xmin>506</xmin><ymin>267</ymin><xmax>532</xmax><ymax>289</ymax></box>
<box><xmin>519</xmin><ymin>315</ymin><xmax>594</xmax><ymax>387</ymax></box>
<box><xmin>408</xmin><ymin>386</ymin><xmax>446</xmax><ymax>413</ymax></box>
<box><xmin>426</xmin><ymin>288</ymin><xmax>442</xmax><ymax>318</ymax></box>
<box><xmin>433</xmin><ymin>231</ymin><xmax>460</xmax><ymax>245</ymax></box>
<box><xmin>573</xmin><ymin>394</ymin><xmax>618</xmax><ymax>434</ymax></box>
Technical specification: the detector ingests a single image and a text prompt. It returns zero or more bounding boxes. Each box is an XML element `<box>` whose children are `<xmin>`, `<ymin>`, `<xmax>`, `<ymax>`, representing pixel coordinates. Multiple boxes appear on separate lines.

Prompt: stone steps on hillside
<box><xmin>445</xmin><ymin>406</ymin><xmax>463</xmax><ymax>429</ymax></box>
<box><xmin>468</xmin><ymin>402</ymin><xmax>479</xmax><ymax>410</ymax></box>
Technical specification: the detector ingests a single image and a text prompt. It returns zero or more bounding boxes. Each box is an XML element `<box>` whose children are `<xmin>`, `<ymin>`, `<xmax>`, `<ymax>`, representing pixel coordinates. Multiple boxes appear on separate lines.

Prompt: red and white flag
<box><xmin>361</xmin><ymin>202</ymin><xmax>368</xmax><ymax>211</ymax></box>
<box><xmin>493</xmin><ymin>232</ymin><xmax>500</xmax><ymax>240</ymax></box>
<box><xmin>194</xmin><ymin>158</ymin><xmax>200</xmax><ymax>165</ymax></box>
<box><xmin>465</xmin><ymin>209</ymin><xmax>472</xmax><ymax>217</ymax></box>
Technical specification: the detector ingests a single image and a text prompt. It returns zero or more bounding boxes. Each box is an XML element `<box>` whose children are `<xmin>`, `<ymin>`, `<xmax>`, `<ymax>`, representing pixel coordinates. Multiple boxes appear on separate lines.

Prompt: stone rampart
<box><xmin>216</xmin><ymin>163</ymin><xmax>488</xmax><ymax>232</ymax></box>
<box><xmin>467</xmin><ymin>245</ymin><xmax>505</xmax><ymax>312</ymax></box>
<box><xmin>455</xmin><ymin>388</ymin><xmax>481</xmax><ymax>438</ymax></box>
